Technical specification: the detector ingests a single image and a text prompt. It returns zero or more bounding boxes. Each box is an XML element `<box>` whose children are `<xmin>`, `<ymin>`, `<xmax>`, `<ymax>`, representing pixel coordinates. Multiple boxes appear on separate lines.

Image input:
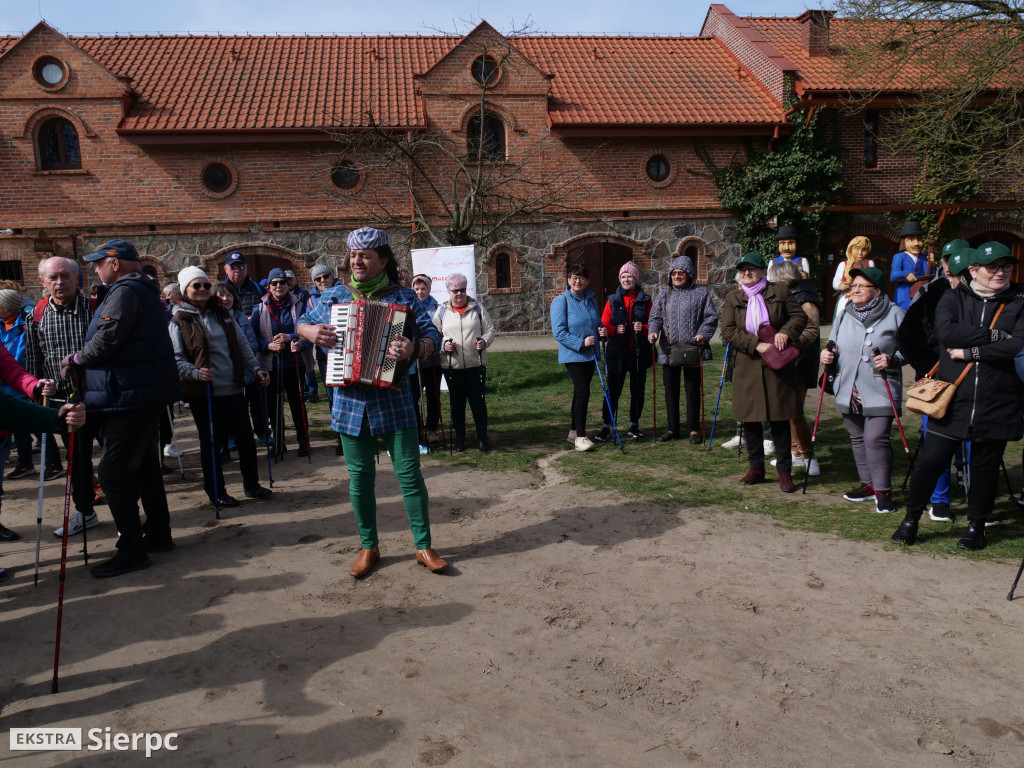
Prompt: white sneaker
<box><xmin>574</xmin><ymin>436</ymin><xmax>595</xmax><ymax>452</ymax></box>
<box><xmin>763</xmin><ymin>440</ymin><xmax>775</xmax><ymax>456</ymax></box>
<box><xmin>163</xmin><ymin>442</ymin><xmax>181</xmax><ymax>458</ymax></box>
<box><xmin>53</xmin><ymin>511</ymin><xmax>99</xmax><ymax>537</ymax></box>
<box><xmin>567</xmin><ymin>430</ymin><xmax>577</xmax><ymax>444</ymax></box>
<box><xmin>771</xmin><ymin>456</ymin><xmax>805</xmax><ymax>468</ymax></box>
<box><xmin>418</xmin><ymin>444</ymin><xmax>429</xmax><ymax>455</ymax></box>
<box><xmin>807</xmin><ymin>458</ymin><xmax>820</xmax><ymax>476</ymax></box>
<box><xmin>722</xmin><ymin>435</ymin><xmax>744</xmax><ymax>449</ymax></box>
<box><xmin>928</xmin><ymin>504</ymin><xmax>953</xmax><ymax>522</ymax></box>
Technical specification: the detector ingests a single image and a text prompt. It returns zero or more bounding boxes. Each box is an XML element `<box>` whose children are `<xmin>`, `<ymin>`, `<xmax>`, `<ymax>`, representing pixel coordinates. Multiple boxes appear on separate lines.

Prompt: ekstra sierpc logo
<box><xmin>10</xmin><ymin>728</ymin><xmax>178</xmax><ymax>757</ymax></box>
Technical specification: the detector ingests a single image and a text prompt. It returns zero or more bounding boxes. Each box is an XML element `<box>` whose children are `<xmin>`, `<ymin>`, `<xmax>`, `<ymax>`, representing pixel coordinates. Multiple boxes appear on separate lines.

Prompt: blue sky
<box><xmin>0</xmin><ymin>0</ymin><xmax>828</xmax><ymax>36</ymax></box>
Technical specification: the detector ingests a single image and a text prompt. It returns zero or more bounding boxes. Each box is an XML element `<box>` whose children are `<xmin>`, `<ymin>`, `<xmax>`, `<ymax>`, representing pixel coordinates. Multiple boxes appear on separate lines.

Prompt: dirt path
<box><xmin>2</xmin><ymin>421</ymin><xmax>1023</xmax><ymax>767</ymax></box>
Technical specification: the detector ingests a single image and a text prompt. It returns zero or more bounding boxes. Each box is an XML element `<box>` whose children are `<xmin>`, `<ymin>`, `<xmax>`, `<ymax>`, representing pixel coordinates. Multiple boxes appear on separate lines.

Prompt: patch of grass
<box><xmin>305</xmin><ymin>348</ymin><xmax>1024</xmax><ymax>564</ymax></box>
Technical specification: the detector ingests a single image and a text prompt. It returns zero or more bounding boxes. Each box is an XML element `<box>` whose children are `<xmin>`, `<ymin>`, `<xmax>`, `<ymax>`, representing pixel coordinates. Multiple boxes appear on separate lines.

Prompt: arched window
<box><xmin>467</xmin><ymin>112</ymin><xmax>505</xmax><ymax>162</ymax></box>
<box><xmin>495</xmin><ymin>252</ymin><xmax>511</xmax><ymax>289</ymax></box>
<box><xmin>37</xmin><ymin>117</ymin><xmax>81</xmax><ymax>170</ymax></box>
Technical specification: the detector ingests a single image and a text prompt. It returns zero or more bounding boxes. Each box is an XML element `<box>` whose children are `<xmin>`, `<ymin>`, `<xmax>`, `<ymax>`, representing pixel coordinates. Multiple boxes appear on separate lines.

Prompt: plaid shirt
<box><xmin>25</xmin><ymin>293</ymin><xmax>92</xmax><ymax>399</ymax></box>
<box><xmin>300</xmin><ymin>283</ymin><xmax>441</xmax><ymax>437</ymax></box>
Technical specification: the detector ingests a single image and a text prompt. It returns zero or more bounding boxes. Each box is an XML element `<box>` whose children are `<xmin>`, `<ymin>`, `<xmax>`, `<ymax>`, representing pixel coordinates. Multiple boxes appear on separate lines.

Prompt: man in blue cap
<box><xmin>220</xmin><ymin>251</ymin><xmax>264</xmax><ymax>318</ymax></box>
<box><xmin>63</xmin><ymin>239</ymin><xmax>181</xmax><ymax>578</ymax></box>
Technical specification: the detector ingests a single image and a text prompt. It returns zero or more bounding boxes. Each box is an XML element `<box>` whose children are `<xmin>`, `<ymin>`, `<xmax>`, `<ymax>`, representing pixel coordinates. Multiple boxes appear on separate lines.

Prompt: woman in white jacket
<box><xmin>432</xmin><ymin>273</ymin><xmax>496</xmax><ymax>452</ymax></box>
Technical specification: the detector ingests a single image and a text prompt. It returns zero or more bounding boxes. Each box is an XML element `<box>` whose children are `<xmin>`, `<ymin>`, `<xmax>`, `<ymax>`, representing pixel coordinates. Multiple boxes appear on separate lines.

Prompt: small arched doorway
<box><xmin>204</xmin><ymin>243</ymin><xmax>308</xmax><ymax>287</ymax></box>
<box><xmin>573</xmin><ymin>241</ymin><xmax>633</xmax><ymax>310</ymax></box>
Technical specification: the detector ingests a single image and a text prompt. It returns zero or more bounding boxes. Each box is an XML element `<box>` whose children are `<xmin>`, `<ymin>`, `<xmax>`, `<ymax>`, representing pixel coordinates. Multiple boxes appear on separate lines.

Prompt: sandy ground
<box><xmin>2</xmin><ymin>410</ymin><xmax>1024</xmax><ymax>767</ymax></box>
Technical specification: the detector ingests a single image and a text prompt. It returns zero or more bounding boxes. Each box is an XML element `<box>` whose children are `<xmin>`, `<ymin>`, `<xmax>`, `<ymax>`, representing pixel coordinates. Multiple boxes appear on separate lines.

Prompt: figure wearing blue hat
<box><xmin>890</xmin><ymin>221</ymin><xmax>931</xmax><ymax>311</ymax></box>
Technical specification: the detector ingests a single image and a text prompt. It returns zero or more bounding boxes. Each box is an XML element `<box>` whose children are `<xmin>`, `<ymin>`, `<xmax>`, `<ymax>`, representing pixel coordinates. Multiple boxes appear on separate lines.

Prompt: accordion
<box><xmin>325</xmin><ymin>299</ymin><xmax>415</xmax><ymax>390</ymax></box>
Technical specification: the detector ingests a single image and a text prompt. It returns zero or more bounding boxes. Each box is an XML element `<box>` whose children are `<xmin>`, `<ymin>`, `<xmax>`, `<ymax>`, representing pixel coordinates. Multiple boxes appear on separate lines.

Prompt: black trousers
<box><xmin>906</xmin><ymin>431</ymin><xmax>1005</xmax><ymax>523</ymax></box>
<box><xmin>43</xmin><ymin>402</ymin><xmax>96</xmax><ymax>516</ymax></box>
<box><xmin>246</xmin><ymin>380</ymin><xmax>267</xmax><ymax>440</ymax></box>
<box><xmin>602</xmin><ymin>358</ymin><xmax>648</xmax><ymax>428</ymax></box>
<box><xmin>188</xmin><ymin>392</ymin><xmax>262</xmax><ymax>502</ymax></box>
<box><xmin>95</xmin><ymin>408</ymin><xmax>170</xmax><ymax>555</ymax></box>
<box><xmin>744</xmin><ymin>421</ymin><xmax>792</xmax><ymax>473</ymax></box>
<box><xmin>565</xmin><ymin>362</ymin><xmax>595</xmax><ymax>437</ymax></box>
<box><xmin>269</xmin><ymin>363</ymin><xmax>308</xmax><ymax>451</ymax></box>
<box><xmin>662</xmin><ymin>364</ymin><xmax>702</xmax><ymax>436</ymax></box>
<box><xmin>444</xmin><ymin>367</ymin><xmax>488</xmax><ymax>442</ymax></box>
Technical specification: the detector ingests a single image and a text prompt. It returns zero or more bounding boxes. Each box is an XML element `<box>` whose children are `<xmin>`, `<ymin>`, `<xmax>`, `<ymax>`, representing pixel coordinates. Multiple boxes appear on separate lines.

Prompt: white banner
<box><xmin>410</xmin><ymin>245</ymin><xmax>477</xmax><ymax>303</ymax></box>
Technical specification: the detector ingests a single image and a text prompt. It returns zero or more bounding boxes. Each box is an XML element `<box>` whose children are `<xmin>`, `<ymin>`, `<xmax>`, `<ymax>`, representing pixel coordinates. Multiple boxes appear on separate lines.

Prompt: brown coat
<box><xmin>720</xmin><ymin>283</ymin><xmax>808</xmax><ymax>422</ymax></box>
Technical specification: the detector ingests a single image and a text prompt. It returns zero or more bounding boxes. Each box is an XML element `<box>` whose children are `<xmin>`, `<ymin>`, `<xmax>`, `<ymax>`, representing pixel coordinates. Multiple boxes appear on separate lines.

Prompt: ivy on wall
<box><xmin>696</xmin><ymin>107</ymin><xmax>845</xmax><ymax>270</ymax></box>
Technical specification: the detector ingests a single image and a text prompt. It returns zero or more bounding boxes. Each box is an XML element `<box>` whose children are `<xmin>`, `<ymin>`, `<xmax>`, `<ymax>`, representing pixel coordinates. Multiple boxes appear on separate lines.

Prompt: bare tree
<box><xmin>834</xmin><ymin>1</ymin><xmax>1024</xmax><ymax>202</ymax></box>
<box><xmin>320</xmin><ymin>26</ymin><xmax>602</xmax><ymax>248</ymax></box>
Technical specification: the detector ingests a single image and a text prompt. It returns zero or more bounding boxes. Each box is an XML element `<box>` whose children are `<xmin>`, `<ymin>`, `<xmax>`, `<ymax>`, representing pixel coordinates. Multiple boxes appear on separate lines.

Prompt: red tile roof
<box><xmin>748</xmin><ymin>16</ymin><xmax>1004</xmax><ymax>94</ymax></box>
<box><xmin>0</xmin><ymin>30</ymin><xmax>784</xmax><ymax>132</ymax></box>
<box><xmin>518</xmin><ymin>37</ymin><xmax>784</xmax><ymax>126</ymax></box>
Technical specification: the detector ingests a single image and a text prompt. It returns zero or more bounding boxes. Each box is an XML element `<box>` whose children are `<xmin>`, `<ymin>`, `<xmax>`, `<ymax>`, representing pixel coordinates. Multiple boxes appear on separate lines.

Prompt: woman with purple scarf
<box><xmin>720</xmin><ymin>253</ymin><xmax>808</xmax><ymax>492</ymax></box>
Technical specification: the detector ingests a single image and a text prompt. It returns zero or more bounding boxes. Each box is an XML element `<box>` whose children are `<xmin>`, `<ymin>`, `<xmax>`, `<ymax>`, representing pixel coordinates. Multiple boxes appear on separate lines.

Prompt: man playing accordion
<box><xmin>297</xmin><ymin>227</ymin><xmax>446</xmax><ymax>578</ymax></box>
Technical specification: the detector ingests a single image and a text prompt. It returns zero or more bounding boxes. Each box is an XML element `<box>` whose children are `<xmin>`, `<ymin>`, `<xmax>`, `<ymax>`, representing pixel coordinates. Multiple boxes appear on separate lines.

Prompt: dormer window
<box><xmin>468</xmin><ymin>112</ymin><xmax>506</xmax><ymax>161</ymax></box>
<box><xmin>37</xmin><ymin>117</ymin><xmax>81</xmax><ymax>170</ymax></box>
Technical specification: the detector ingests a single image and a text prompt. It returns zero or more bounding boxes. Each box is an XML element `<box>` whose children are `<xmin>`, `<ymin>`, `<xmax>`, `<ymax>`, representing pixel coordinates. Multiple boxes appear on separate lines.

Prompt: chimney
<box><xmin>797</xmin><ymin>10</ymin><xmax>834</xmax><ymax>57</ymax></box>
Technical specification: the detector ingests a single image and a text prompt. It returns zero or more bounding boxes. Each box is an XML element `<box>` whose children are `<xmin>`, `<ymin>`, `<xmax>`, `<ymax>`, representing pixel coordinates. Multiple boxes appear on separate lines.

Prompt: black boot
<box><xmin>891</xmin><ymin>513</ymin><xmax>920</xmax><ymax>545</ymax></box>
<box><xmin>957</xmin><ymin>520</ymin><xmax>986</xmax><ymax>551</ymax></box>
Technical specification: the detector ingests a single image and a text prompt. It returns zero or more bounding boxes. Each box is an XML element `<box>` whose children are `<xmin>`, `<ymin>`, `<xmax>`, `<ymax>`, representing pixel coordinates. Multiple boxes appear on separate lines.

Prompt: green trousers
<box><xmin>340</xmin><ymin>419</ymin><xmax>431</xmax><ymax>550</ymax></box>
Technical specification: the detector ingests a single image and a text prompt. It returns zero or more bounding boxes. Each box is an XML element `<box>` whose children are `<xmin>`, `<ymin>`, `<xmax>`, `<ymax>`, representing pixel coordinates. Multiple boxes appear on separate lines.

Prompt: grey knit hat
<box><xmin>310</xmin><ymin>264</ymin><xmax>335</xmax><ymax>281</ymax></box>
<box><xmin>0</xmin><ymin>289</ymin><xmax>22</xmax><ymax>314</ymax></box>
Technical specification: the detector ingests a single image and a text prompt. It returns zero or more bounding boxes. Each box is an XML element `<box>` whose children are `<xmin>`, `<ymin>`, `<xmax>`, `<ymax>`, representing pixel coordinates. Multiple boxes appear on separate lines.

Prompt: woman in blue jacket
<box><xmin>550</xmin><ymin>264</ymin><xmax>606</xmax><ymax>451</ymax></box>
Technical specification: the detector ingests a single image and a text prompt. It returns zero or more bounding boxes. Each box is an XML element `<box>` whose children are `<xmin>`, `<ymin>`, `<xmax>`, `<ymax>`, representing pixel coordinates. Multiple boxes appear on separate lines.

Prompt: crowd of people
<box><xmin>1</xmin><ymin>221</ymin><xmax>1021</xmax><ymax>584</ymax></box>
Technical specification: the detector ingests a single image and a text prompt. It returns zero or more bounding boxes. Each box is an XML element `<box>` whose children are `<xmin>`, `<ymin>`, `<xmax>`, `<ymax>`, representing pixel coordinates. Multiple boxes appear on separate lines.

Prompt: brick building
<box><xmin>1</xmin><ymin>4</ymin><xmax>1020</xmax><ymax>328</ymax></box>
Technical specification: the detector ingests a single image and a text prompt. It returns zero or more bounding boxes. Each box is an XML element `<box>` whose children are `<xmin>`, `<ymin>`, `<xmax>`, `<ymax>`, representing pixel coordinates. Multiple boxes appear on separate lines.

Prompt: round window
<box><xmin>202</xmin><ymin>162</ymin><xmax>233</xmax><ymax>193</ymax></box>
<box><xmin>471</xmin><ymin>55</ymin><xmax>499</xmax><ymax>86</ymax></box>
<box><xmin>33</xmin><ymin>56</ymin><xmax>68</xmax><ymax>88</ymax></box>
<box><xmin>331</xmin><ymin>161</ymin><xmax>360</xmax><ymax>190</ymax></box>
<box><xmin>646</xmin><ymin>155</ymin><xmax>671</xmax><ymax>183</ymax></box>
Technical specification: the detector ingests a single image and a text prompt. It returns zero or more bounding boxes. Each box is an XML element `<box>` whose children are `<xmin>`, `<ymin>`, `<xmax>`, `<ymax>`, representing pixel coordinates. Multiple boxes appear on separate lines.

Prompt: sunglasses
<box><xmin>313</xmin><ymin>275</ymin><xmax>333</xmax><ymax>282</ymax></box>
<box><xmin>449</xmin><ymin>288</ymin><xmax>467</xmax><ymax>294</ymax></box>
<box><xmin>226</xmin><ymin>263</ymin><xmax>246</xmax><ymax>270</ymax></box>
<box><xmin>981</xmin><ymin>262</ymin><xmax>1014</xmax><ymax>274</ymax></box>
<box><xmin>268</xmin><ymin>279</ymin><xmax>288</xmax><ymax>286</ymax></box>
<box><xmin>190</xmin><ymin>282</ymin><xmax>212</xmax><ymax>290</ymax></box>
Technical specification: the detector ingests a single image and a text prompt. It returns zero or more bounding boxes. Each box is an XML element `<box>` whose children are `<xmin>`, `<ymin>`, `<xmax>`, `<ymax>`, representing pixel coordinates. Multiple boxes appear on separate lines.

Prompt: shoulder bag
<box><xmin>756</xmin><ymin>325</ymin><xmax>800</xmax><ymax>371</ymax></box>
<box><xmin>906</xmin><ymin>303</ymin><xmax>1005</xmax><ymax>418</ymax></box>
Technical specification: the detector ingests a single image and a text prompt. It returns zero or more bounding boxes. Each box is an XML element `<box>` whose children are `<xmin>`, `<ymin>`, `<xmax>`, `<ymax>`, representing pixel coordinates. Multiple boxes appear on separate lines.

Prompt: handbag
<box><xmin>756</xmin><ymin>325</ymin><xmax>800</xmax><ymax>371</ymax></box>
<box><xmin>668</xmin><ymin>344</ymin><xmax>702</xmax><ymax>368</ymax></box>
<box><xmin>906</xmin><ymin>303</ymin><xmax>1005</xmax><ymax>418</ymax></box>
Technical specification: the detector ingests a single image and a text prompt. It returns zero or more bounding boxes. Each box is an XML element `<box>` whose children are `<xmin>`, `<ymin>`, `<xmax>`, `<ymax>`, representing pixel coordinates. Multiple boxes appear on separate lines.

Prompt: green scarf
<box><xmin>351</xmin><ymin>271</ymin><xmax>390</xmax><ymax>297</ymax></box>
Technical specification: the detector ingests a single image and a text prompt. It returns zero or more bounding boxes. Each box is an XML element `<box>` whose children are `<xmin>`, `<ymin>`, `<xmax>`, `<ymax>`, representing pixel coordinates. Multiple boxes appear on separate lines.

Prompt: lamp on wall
<box><xmin>0</xmin><ymin>229</ymin><xmax>13</xmax><ymax>235</ymax></box>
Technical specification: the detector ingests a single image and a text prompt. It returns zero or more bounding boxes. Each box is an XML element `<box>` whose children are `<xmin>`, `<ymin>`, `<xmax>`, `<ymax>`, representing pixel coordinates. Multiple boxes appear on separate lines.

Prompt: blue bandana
<box><xmin>347</xmin><ymin>227</ymin><xmax>388</xmax><ymax>251</ymax></box>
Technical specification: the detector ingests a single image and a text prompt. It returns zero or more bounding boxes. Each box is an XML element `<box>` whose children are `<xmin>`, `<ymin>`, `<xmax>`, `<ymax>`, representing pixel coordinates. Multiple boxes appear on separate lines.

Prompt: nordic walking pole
<box><xmin>1000</xmin><ymin>459</ymin><xmax>1017</xmax><ymax>503</ymax></box>
<box><xmin>52</xmin><ymin>397</ymin><xmax>78</xmax><ymax>693</ymax></box>
<box><xmin>699</xmin><ymin>342</ymin><xmax>706</xmax><ymax>442</ymax></box>
<box><xmin>802</xmin><ymin>346</ymin><xmax>832</xmax><ymax>495</ymax></box>
<box><xmin>274</xmin><ymin>353</ymin><xmax>285</xmax><ymax>461</ymax></box>
<box><xmin>33</xmin><ymin>399</ymin><xmax>48</xmax><ymax>586</ymax></box>
<box><xmin>167</xmin><ymin>404</ymin><xmax>185</xmax><ymax>480</ymax></box>
<box><xmin>259</xmin><ymin>382</ymin><xmax>274</xmax><ymax>487</ymax></box>
<box><xmin>294</xmin><ymin>350</ymin><xmax>312</xmax><ymax>463</ymax></box>
<box><xmin>900</xmin><ymin>429</ymin><xmax>923</xmax><ymax>492</ymax></box>
<box><xmin>706</xmin><ymin>342</ymin><xmax>730</xmax><ymax>452</ymax></box>
<box><xmin>445</xmin><ymin>342</ymin><xmax>454</xmax><ymax>456</ymax></box>
<box><xmin>206</xmin><ymin>383</ymin><xmax>221</xmax><ymax>520</ymax></box>
<box><xmin>1008</xmin><ymin>555</ymin><xmax>1024</xmax><ymax>600</ymax></box>
<box><xmin>595</xmin><ymin>340</ymin><xmax>625</xmax><ymax>454</ymax></box>
<box><xmin>873</xmin><ymin>348</ymin><xmax>910</xmax><ymax>456</ymax></box>
<box><xmin>651</xmin><ymin>333</ymin><xmax>658</xmax><ymax>440</ymax></box>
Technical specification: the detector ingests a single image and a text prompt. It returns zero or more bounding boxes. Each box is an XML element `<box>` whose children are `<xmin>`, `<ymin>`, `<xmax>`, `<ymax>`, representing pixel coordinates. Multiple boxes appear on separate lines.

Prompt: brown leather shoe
<box><xmin>350</xmin><ymin>547</ymin><xmax>380</xmax><ymax>578</ymax></box>
<box><xmin>415</xmin><ymin>548</ymin><xmax>448</xmax><ymax>572</ymax></box>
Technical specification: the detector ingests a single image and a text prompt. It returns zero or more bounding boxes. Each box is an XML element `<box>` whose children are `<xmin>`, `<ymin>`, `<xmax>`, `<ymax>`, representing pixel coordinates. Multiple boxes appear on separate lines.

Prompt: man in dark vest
<box><xmin>62</xmin><ymin>240</ymin><xmax>182</xmax><ymax>578</ymax></box>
